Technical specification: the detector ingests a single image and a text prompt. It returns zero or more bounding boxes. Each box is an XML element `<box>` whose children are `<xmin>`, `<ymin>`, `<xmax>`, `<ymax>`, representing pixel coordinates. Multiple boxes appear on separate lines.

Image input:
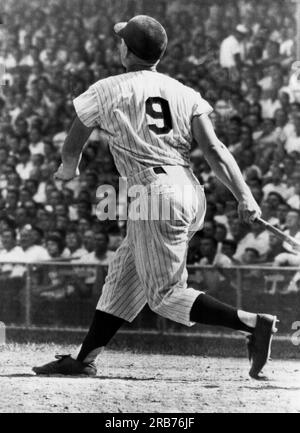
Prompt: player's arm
<box><xmin>54</xmin><ymin>116</ymin><xmax>94</xmax><ymax>181</ymax></box>
<box><xmin>191</xmin><ymin>114</ymin><xmax>261</xmax><ymax>223</ymax></box>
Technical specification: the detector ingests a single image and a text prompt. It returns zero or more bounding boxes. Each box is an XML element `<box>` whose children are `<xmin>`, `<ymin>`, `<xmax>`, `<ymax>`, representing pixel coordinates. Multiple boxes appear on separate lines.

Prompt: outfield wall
<box><xmin>0</xmin><ymin>262</ymin><xmax>299</xmax><ymax>336</ymax></box>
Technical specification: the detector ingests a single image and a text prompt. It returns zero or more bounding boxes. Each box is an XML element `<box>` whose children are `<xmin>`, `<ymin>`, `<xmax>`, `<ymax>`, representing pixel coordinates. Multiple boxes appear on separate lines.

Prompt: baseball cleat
<box><xmin>32</xmin><ymin>354</ymin><xmax>97</xmax><ymax>377</ymax></box>
<box><xmin>247</xmin><ymin>314</ymin><xmax>278</xmax><ymax>379</ymax></box>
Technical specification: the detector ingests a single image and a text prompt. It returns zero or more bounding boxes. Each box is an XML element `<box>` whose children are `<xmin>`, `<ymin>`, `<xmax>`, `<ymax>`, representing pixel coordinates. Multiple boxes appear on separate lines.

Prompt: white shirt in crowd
<box><xmin>220</xmin><ymin>35</ymin><xmax>245</xmax><ymax>68</ymax></box>
<box><xmin>21</xmin><ymin>245</ymin><xmax>50</xmax><ymax>262</ymax></box>
<box><xmin>0</xmin><ymin>245</ymin><xmax>50</xmax><ymax>277</ymax></box>
<box><xmin>198</xmin><ymin>252</ymin><xmax>232</xmax><ymax>267</ymax></box>
<box><xmin>263</xmin><ymin>182</ymin><xmax>291</xmax><ymax>200</ymax></box>
<box><xmin>33</xmin><ymin>182</ymin><xmax>47</xmax><ymax>203</ymax></box>
<box><xmin>288</xmin><ymin>72</ymin><xmax>300</xmax><ymax>103</ymax></box>
<box><xmin>0</xmin><ymin>246</ymin><xmax>24</xmax><ymax>262</ymax></box>
<box><xmin>281</xmin><ymin>122</ymin><xmax>295</xmax><ymax>139</ymax></box>
<box><xmin>284</xmin><ymin>135</ymin><xmax>300</xmax><ymax>154</ymax></box>
<box><xmin>260</xmin><ymin>98</ymin><xmax>282</xmax><ymax>119</ymax></box>
<box><xmin>287</xmin><ymin>195</ymin><xmax>300</xmax><ymax>209</ymax></box>
<box><xmin>76</xmin><ymin>250</ymin><xmax>115</xmax><ymax>265</ymax></box>
<box><xmin>0</xmin><ymin>246</ymin><xmax>26</xmax><ymax>278</ymax></box>
<box><xmin>274</xmin><ymin>252</ymin><xmax>300</xmax><ymax>266</ymax></box>
<box><xmin>63</xmin><ymin>247</ymin><xmax>88</xmax><ymax>260</ymax></box>
<box><xmin>234</xmin><ymin>230</ymin><xmax>270</xmax><ymax>260</ymax></box>
<box><xmin>258</xmin><ymin>76</ymin><xmax>273</xmax><ymax>93</ymax></box>
<box><xmin>280</xmin><ymin>39</ymin><xmax>294</xmax><ymax>57</ymax></box>
<box><xmin>15</xmin><ymin>161</ymin><xmax>34</xmax><ymax>180</ymax></box>
<box><xmin>29</xmin><ymin>141</ymin><xmax>45</xmax><ymax>155</ymax></box>
<box><xmin>0</xmin><ymin>54</ymin><xmax>17</xmax><ymax>70</ymax></box>
<box><xmin>19</xmin><ymin>54</ymin><xmax>34</xmax><ymax>67</ymax></box>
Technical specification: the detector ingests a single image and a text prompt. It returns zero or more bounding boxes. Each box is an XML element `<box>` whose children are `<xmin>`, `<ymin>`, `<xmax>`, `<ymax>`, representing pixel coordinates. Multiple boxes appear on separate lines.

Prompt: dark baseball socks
<box><xmin>77</xmin><ymin>310</ymin><xmax>125</xmax><ymax>363</ymax></box>
<box><xmin>77</xmin><ymin>295</ymin><xmax>256</xmax><ymax>364</ymax></box>
<box><xmin>190</xmin><ymin>293</ymin><xmax>255</xmax><ymax>333</ymax></box>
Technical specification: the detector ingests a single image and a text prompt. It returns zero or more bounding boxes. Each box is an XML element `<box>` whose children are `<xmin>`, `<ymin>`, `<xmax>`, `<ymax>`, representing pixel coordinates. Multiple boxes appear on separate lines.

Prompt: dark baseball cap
<box><xmin>114</xmin><ymin>15</ymin><xmax>168</xmax><ymax>63</ymax></box>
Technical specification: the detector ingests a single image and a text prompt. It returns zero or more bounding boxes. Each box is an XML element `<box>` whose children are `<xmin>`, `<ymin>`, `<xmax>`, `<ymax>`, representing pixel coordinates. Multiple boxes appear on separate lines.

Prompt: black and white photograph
<box><xmin>0</xmin><ymin>0</ymin><xmax>299</xmax><ymax>417</ymax></box>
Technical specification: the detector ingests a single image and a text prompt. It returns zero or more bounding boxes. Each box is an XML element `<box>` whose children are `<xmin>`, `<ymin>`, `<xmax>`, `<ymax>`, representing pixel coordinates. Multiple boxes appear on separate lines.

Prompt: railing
<box><xmin>0</xmin><ymin>262</ymin><xmax>299</xmax><ymax>334</ymax></box>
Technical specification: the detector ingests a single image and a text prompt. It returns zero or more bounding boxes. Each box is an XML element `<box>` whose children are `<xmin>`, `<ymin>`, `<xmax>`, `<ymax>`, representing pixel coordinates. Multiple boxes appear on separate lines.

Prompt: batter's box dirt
<box><xmin>0</xmin><ymin>344</ymin><xmax>299</xmax><ymax>413</ymax></box>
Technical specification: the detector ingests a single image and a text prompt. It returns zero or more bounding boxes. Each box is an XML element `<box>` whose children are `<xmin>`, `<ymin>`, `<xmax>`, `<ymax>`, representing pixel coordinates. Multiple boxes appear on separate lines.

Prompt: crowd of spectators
<box><xmin>1</xmin><ymin>0</ymin><xmax>300</xmax><ymax>292</ymax></box>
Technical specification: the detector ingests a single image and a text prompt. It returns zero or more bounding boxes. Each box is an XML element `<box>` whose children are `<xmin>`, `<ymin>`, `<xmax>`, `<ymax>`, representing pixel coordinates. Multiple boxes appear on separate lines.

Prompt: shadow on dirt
<box><xmin>243</xmin><ymin>385</ymin><xmax>300</xmax><ymax>391</ymax></box>
<box><xmin>0</xmin><ymin>374</ymin><xmax>221</xmax><ymax>384</ymax></box>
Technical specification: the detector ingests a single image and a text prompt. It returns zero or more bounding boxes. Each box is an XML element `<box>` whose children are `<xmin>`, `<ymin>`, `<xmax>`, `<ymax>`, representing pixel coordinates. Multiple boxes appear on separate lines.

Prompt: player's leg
<box><xmin>131</xmin><ymin>185</ymin><xmax>204</xmax><ymax>327</ymax></box>
<box><xmin>189</xmin><ymin>292</ymin><xmax>278</xmax><ymax>378</ymax></box>
<box><xmin>134</xmin><ymin>216</ymin><xmax>277</xmax><ymax>377</ymax></box>
<box><xmin>133</xmin><ymin>215</ymin><xmax>260</xmax><ymax>331</ymax></box>
<box><xmin>186</xmin><ymin>209</ymin><xmax>278</xmax><ymax>378</ymax></box>
<box><xmin>75</xmin><ymin>310</ymin><xmax>125</xmax><ymax>364</ymax></box>
<box><xmin>189</xmin><ymin>293</ymin><xmax>275</xmax><ymax>333</ymax></box>
<box><xmin>75</xmin><ymin>233</ymin><xmax>147</xmax><ymax>364</ymax></box>
<box><xmin>185</xmin><ymin>227</ymin><xmax>260</xmax><ymax>333</ymax></box>
<box><xmin>132</xmin><ymin>182</ymin><xmax>277</xmax><ymax>377</ymax></box>
<box><xmin>33</xmin><ymin>233</ymin><xmax>146</xmax><ymax>376</ymax></box>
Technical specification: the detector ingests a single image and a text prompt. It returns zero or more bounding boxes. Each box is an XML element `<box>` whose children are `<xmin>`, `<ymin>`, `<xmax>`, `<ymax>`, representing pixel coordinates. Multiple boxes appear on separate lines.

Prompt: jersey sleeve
<box><xmin>191</xmin><ymin>92</ymin><xmax>214</xmax><ymax>118</ymax></box>
<box><xmin>73</xmin><ymin>86</ymin><xmax>101</xmax><ymax>128</ymax></box>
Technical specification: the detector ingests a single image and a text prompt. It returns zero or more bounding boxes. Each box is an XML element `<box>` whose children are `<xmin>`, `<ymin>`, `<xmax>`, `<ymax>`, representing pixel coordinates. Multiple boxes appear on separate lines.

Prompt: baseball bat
<box><xmin>256</xmin><ymin>217</ymin><xmax>300</xmax><ymax>253</ymax></box>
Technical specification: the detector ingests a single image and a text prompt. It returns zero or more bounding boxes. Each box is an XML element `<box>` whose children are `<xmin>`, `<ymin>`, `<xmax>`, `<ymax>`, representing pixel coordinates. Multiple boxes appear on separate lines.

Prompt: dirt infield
<box><xmin>0</xmin><ymin>344</ymin><xmax>299</xmax><ymax>413</ymax></box>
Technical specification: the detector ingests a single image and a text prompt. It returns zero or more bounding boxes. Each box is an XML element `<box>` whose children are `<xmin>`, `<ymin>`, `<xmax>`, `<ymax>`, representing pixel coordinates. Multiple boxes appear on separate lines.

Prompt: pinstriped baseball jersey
<box><xmin>72</xmin><ymin>70</ymin><xmax>212</xmax><ymax>328</ymax></box>
<box><xmin>73</xmin><ymin>71</ymin><xmax>213</xmax><ymax>176</ymax></box>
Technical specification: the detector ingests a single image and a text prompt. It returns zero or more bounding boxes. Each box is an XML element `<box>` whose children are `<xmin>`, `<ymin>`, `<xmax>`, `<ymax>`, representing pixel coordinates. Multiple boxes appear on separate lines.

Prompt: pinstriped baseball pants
<box><xmin>97</xmin><ymin>166</ymin><xmax>206</xmax><ymax>327</ymax></box>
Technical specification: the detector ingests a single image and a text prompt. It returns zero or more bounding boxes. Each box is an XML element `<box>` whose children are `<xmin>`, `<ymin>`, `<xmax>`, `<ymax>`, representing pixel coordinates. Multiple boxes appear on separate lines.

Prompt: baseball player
<box><xmin>33</xmin><ymin>16</ymin><xmax>278</xmax><ymax>379</ymax></box>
